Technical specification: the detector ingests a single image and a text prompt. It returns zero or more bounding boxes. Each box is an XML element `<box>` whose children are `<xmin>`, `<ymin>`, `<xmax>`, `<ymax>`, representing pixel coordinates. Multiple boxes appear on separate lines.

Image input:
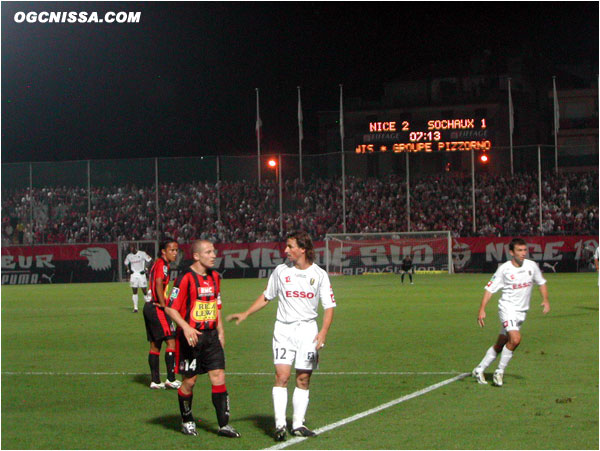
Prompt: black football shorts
<box><xmin>176</xmin><ymin>328</ymin><xmax>225</xmax><ymax>377</ymax></box>
<box><xmin>143</xmin><ymin>302</ymin><xmax>175</xmax><ymax>343</ymax></box>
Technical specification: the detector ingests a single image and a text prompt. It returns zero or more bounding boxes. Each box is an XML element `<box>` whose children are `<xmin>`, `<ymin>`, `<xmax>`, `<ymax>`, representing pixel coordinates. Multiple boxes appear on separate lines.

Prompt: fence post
<box><xmin>406</xmin><ymin>151</ymin><xmax>411</xmax><ymax>232</ymax></box>
<box><xmin>29</xmin><ymin>163</ymin><xmax>33</xmax><ymax>236</ymax></box>
<box><xmin>471</xmin><ymin>147</ymin><xmax>476</xmax><ymax>234</ymax></box>
<box><xmin>87</xmin><ymin>160</ymin><xmax>91</xmax><ymax>243</ymax></box>
<box><xmin>217</xmin><ymin>156</ymin><xmax>221</xmax><ymax>222</ymax></box>
<box><xmin>538</xmin><ymin>145</ymin><xmax>543</xmax><ymax>235</ymax></box>
<box><xmin>155</xmin><ymin>158</ymin><xmax>159</xmax><ymax>240</ymax></box>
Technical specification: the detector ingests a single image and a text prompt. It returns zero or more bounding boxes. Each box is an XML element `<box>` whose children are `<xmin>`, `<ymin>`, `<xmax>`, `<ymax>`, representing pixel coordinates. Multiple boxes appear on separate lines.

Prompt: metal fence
<box><xmin>2</xmin><ymin>144</ymin><xmax>598</xmax><ymax>245</ymax></box>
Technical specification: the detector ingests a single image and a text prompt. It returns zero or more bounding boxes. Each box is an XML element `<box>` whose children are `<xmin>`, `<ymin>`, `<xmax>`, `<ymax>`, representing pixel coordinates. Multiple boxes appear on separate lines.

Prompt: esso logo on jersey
<box><xmin>512</xmin><ymin>282</ymin><xmax>532</xmax><ymax>290</ymax></box>
<box><xmin>285</xmin><ymin>290</ymin><xmax>315</xmax><ymax>299</ymax></box>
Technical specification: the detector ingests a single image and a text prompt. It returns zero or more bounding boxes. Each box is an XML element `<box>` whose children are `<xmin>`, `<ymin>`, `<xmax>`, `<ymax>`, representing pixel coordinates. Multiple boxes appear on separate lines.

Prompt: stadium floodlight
<box><xmin>325</xmin><ymin>231</ymin><xmax>454</xmax><ymax>275</ymax></box>
<box><xmin>480</xmin><ymin>154</ymin><xmax>489</xmax><ymax>163</ymax></box>
<box><xmin>267</xmin><ymin>158</ymin><xmax>277</xmax><ymax>168</ymax></box>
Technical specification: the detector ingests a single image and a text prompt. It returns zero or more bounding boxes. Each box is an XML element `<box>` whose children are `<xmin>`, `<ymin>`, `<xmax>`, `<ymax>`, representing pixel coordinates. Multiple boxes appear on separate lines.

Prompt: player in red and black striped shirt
<box><xmin>143</xmin><ymin>239</ymin><xmax>180</xmax><ymax>390</ymax></box>
<box><xmin>166</xmin><ymin>239</ymin><xmax>240</xmax><ymax>438</ymax></box>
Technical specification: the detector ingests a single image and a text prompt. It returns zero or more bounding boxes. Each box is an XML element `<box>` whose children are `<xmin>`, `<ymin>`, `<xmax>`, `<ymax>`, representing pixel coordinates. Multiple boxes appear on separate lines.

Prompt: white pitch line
<box><xmin>265</xmin><ymin>372</ymin><xmax>470</xmax><ymax>450</ymax></box>
<box><xmin>1</xmin><ymin>371</ymin><xmax>460</xmax><ymax>376</ymax></box>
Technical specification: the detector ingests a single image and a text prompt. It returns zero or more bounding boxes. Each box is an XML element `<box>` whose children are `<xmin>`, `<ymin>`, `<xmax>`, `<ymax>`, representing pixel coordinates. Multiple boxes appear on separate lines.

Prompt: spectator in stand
<box><xmin>2</xmin><ymin>172</ymin><xmax>598</xmax><ymax>244</ymax></box>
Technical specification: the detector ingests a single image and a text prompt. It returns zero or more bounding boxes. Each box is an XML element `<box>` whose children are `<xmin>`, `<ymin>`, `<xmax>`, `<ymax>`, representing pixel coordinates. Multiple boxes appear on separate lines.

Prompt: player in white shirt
<box><xmin>227</xmin><ymin>231</ymin><xmax>336</xmax><ymax>441</ymax></box>
<box><xmin>472</xmin><ymin>238</ymin><xmax>550</xmax><ymax>386</ymax></box>
<box><xmin>124</xmin><ymin>244</ymin><xmax>153</xmax><ymax>313</ymax></box>
<box><xmin>594</xmin><ymin>246</ymin><xmax>600</xmax><ymax>286</ymax></box>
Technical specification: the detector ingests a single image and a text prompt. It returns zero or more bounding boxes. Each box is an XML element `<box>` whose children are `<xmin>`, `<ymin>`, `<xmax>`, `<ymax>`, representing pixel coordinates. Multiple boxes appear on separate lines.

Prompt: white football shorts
<box><xmin>129</xmin><ymin>273</ymin><xmax>148</xmax><ymax>288</ymax></box>
<box><xmin>272</xmin><ymin>320</ymin><xmax>319</xmax><ymax>370</ymax></box>
<box><xmin>499</xmin><ymin>309</ymin><xmax>527</xmax><ymax>333</ymax></box>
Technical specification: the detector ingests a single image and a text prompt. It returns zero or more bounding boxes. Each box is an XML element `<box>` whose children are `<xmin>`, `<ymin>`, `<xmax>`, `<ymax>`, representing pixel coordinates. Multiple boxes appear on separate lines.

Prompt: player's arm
<box><xmin>477</xmin><ymin>290</ymin><xmax>493</xmax><ymax>327</ymax></box>
<box><xmin>539</xmin><ymin>283</ymin><xmax>550</xmax><ymax>314</ymax></box>
<box><xmin>154</xmin><ymin>278</ymin><xmax>167</xmax><ymax>308</ymax></box>
<box><xmin>143</xmin><ymin>254</ymin><xmax>152</xmax><ymax>274</ymax></box>
<box><xmin>165</xmin><ymin>276</ymin><xmax>202</xmax><ymax>346</ymax></box>
<box><xmin>226</xmin><ymin>293</ymin><xmax>270</xmax><ymax>325</ymax></box>
<box><xmin>315</xmin><ymin>307</ymin><xmax>334</xmax><ymax>350</ymax></box>
<box><xmin>165</xmin><ymin>306</ymin><xmax>203</xmax><ymax>346</ymax></box>
<box><xmin>217</xmin><ymin>309</ymin><xmax>225</xmax><ymax>348</ymax></box>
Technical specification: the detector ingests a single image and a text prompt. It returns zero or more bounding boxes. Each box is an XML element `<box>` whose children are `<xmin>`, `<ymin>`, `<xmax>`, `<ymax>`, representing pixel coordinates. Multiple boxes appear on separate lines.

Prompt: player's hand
<box><xmin>541</xmin><ymin>301</ymin><xmax>550</xmax><ymax>314</ymax></box>
<box><xmin>184</xmin><ymin>327</ymin><xmax>203</xmax><ymax>347</ymax></box>
<box><xmin>477</xmin><ymin>309</ymin><xmax>486</xmax><ymax>328</ymax></box>
<box><xmin>226</xmin><ymin>312</ymin><xmax>247</xmax><ymax>325</ymax></box>
<box><xmin>313</xmin><ymin>333</ymin><xmax>326</xmax><ymax>350</ymax></box>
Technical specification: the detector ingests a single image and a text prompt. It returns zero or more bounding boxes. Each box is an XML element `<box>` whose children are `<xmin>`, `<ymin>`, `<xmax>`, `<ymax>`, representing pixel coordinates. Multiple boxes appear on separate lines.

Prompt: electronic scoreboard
<box><xmin>356</xmin><ymin>118</ymin><xmax>492</xmax><ymax>153</ymax></box>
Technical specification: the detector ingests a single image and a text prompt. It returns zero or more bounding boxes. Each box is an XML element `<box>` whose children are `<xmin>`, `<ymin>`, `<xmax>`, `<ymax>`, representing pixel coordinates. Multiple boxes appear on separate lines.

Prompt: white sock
<box><xmin>272</xmin><ymin>386</ymin><xmax>288</xmax><ymax>429</ymax></box>
<box><xmin>497</xmin><ymin>347</ymin><xmax>514</xmax><ymax>371</ymax></box>
<box><xmin>476</xmin><ymin>346</ymin><xmax>498</xmax><ymax>371</ymax></box>
<box><xmin>132</xmin><ymin>294</ymin><xmax>138</xmax><ymax>309</ymax></box>
<box><xmin>292</xmin><ymin>387</ymin><xmax>310</xmax><ymax>429</ymax></box>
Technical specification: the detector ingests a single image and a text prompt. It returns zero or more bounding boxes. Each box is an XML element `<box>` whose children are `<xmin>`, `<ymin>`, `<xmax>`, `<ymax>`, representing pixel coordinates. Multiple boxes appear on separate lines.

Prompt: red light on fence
<box><xmin>480</xmin><ymin>154</ymin><xmax>489</xmax><ymax>163</ymax></box>
<box><xmin>267</xmin><ymin>159</ymin><xmax>277</xmax><ymax>168</ymax></box>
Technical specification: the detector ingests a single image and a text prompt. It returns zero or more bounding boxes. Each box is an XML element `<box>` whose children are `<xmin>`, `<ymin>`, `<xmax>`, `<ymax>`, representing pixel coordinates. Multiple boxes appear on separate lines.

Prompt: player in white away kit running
<box><xmin>227</xmin><ymin>231</ymin><xmax>335</xmax><ymax>441</ymax></box>
<box><xmin>472</xmin><ymin>238</ymin><xmax>550</xmax><ymax>386</ymax></box>
<box><xmin>124</xmin><ymin>244</ymin><xmax>152</xmax><ymax>312</ymax></box>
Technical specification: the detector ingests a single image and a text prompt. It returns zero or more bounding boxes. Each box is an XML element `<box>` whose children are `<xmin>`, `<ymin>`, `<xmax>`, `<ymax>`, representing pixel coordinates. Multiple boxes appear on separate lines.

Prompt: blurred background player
<box><xmin>124</xmin><ymin>243</ymin><xmax>152</xmax><ymax>312</ymax></box>
<box><xmin>144</xmin><ymin>239</ymin><xmax>181</xmax><ymax>389</ymax></box>
<box><xmin>227</xmin><ymin>231</ymin><xmax>335</xmax><ymax>441</ymax></box>
<box><xmin>400</xmin><ymin>254</ymin><xmax>414</xmax><ymax>284</ymax></box>
<box><xmin>472</xmin><ymin>237</ymin><xmax>550</xmax><ymax>387</ymax></box>
<box><xmin>166</xmin><ymin>240</ymin><xmax>240</xmax><ymax>438</ymax></box>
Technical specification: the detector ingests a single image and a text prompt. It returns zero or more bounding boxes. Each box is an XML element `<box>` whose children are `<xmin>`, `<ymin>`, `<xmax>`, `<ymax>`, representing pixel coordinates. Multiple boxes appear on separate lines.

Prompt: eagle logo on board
<box><xmin>80</xmin><ymin>247</ymin><xmax>111</xmax><ymax>271</ymax></box>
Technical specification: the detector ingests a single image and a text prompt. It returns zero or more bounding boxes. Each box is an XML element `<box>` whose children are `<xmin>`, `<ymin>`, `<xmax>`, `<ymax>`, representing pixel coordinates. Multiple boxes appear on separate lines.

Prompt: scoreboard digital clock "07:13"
<box><xmin>356</xmin><ymin>119</ymin><xmax>492</xmax><ymax>154</ymax></box>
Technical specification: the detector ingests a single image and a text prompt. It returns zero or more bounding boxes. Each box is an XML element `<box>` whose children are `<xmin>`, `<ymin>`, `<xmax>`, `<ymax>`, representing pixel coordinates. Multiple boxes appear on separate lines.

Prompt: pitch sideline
<box><xmin>0</xmin><ymin>371</ymin><xmax>461</xmax><ymax>376</ymax></box>
<box><xmin>264</xmin><ymin>372</ymin><xmax>470</xmax><ymax>450</ymax></box>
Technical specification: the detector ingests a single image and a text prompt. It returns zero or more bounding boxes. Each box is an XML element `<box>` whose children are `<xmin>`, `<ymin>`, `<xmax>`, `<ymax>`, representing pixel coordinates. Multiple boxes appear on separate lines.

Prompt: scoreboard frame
<box><xmin>356</xmin><ymin>118</ymin><xmax>492</xmax><ymax>154</ymax></box>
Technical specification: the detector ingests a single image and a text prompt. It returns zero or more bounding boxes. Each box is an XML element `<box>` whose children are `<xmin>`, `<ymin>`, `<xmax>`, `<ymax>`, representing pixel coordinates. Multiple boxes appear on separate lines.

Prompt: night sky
<box><xmin>2</xmin><ymin>1</ymin><xmax>598</xmax><ymax>163</ymax></box>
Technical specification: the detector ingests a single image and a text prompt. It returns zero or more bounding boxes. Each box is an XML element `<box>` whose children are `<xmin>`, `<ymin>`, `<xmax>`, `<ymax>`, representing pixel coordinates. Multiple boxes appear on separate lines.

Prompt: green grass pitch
<box><xmin>1</xmin><ymin>273</ymin><xmax>598</xmax><ymax>449</ymax></box>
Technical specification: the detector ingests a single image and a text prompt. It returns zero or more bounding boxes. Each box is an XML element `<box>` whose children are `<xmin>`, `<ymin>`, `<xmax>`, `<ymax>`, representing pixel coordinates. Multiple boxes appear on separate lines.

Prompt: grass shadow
<box><xmin>148</xmin><ymin>414</ymin><xmax>219</xmax><ymax>434</ymax></box>
<box><xmin>148</xmin><ymin>414</ymin><xmax>183</xmax><ymax>433</ymax></box>
<box><xmin>132</xmin><ymin>374</ymin><xmax>151</xmax><ymax>386</ymax></box>
<box><xmin>235</xmin><ymin>414</ymin><xmax>274</xmax><ymax>437</ymax></box>
<box><xmin>464</xmin><ymin>372</ymin><xmax>525</xmax><ymax>384</ymax></box>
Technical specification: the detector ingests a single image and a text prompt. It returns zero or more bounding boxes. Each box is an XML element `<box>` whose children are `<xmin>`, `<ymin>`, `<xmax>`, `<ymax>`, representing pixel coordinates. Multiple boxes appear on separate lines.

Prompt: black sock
<box><xmin>212</xmin><ymin>385</ymin><xmax>230</xmax><ymax>427</ymax></box>
<box><xmin>165</xmin><ymin>348</ymin><xmax>176</xmax><ymax>381</ymax></box>
<box><xmin>149</xmin><ymin>352</ymin><xmax>160</xmax><ymax>383</ymax></box>
<box><xmin>178</xmin><ymin>389</ymin><xmax>194</xmax><ymax>423</ymax></box>
<box><xmin>401</xmin><ymin>273</ymin><xmax>405</xmax><ymax>283</ymax></box>
<box><xmin>409</xmin><ymin>273</ymin><xmax>413</xmax><ymax>283</ymax></box>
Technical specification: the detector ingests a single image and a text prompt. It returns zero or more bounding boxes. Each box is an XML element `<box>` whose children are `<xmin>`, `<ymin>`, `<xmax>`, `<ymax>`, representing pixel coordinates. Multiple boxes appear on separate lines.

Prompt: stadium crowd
<box><xmin>2</xmin><ymin>172</ymin><xmax>598</xmax><ymax>245</ymax></box>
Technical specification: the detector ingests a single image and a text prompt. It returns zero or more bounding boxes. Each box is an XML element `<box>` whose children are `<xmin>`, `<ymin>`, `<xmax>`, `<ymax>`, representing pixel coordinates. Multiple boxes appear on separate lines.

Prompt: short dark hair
<box><xmin>286</xmin><ymin>230</ymin><xmax>315</xmax><ymax>264</ymax></box>
<box><xmin>509</xmin><ymin>237</ymin><xmax>527</xmax><ymax>251</ymax></box>
<box><xmin>159</xmin><ymin>238</ymin><xmax>177</xmax><ymax>257</ymax></box>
